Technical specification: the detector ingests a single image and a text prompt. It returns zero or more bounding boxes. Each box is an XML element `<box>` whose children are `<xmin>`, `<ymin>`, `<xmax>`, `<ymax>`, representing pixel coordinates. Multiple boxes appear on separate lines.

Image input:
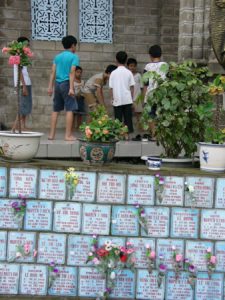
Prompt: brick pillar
<box><xmin>178</xmin><ymin>0</ymin><xmax>210</xmax><ymax>62</ymax></box>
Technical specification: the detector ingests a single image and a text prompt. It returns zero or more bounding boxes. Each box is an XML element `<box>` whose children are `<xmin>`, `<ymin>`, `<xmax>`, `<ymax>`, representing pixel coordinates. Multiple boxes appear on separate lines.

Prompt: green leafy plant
<box><xmin>80</xmin><ymin>105</ymin><xmax>128</xmax><ymax>142</ymax></box>
<box><xmin>141</xmin><ymin>61</ymin><xmax>214</xmax><ymax>158</ymax></box>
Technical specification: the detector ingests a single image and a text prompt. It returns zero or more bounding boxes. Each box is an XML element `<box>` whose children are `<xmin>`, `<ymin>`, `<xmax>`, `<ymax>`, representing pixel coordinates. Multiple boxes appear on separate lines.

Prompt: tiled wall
<box><xmin>0</xmin><ymin>166</ymin><xmax>225</xmax><ymax>299</ymax></box>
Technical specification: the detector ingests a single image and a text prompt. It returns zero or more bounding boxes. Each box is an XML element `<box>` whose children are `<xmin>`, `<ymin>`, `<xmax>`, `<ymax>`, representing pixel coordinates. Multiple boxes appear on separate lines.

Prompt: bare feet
<box><xmin>65</xmin><ymin>136</ymin><xmax>76</xmax><ymax>141</ymax></box>
<box><xmin>48</xmin><ymin>137</ymin><xmax>54</xmax><ymax>140</ymax></box>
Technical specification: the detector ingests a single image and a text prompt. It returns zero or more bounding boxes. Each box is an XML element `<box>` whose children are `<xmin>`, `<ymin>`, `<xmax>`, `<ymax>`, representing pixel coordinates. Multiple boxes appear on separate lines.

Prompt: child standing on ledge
<box><xmin>73</xmin><ymin>66</ymin><xmax>85</xmax><ymax>129</ymax></box>
<box><xmin>48</xmin><ymin>35</ymin><xmax>80</xmax><ymax>141</ymax></box>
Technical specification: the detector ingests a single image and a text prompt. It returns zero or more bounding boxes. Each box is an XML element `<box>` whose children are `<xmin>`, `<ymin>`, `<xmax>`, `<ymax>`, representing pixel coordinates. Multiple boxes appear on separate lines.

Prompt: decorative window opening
<box><xmin>79</xmin><ymin>0</ymin><xmax>113</xmax><ymax>43</ymax></box>
<box><xmin>31</xmin><ymin>0</ymin><xmax>67</xmax><ymax>41</ymax></box>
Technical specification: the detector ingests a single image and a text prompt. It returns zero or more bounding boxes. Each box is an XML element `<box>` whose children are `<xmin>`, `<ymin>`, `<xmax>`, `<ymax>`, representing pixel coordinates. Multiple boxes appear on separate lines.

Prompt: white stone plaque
<box><xmin>97</xmin><ymin>173</ymin><xmax>126</xmax><ymax>203</ymax></box>
<box><xmin>201</xmin><ymin>209</ymin><xmax>225</xmax><ymax>240</ymax></box>
<box><xmin>82</xmin><ymin>204</ymin><xmax>111</xmax><ymax>235</ymax></box>
<box><xmin>0</xmin><ymin>199</ymin><xmax>20</xmax><ymax>229</ymax></box>
<box><xmin>53</xmin><ymin>202</ymin><xmax>81</xmax><ymax>232</ymax></box>
<box><xmin>67</xmin><ymin>235</ymin><xmax>92</xmax><ymax>266</ymax></box>
<box><xmin>127</xmin><ymin>175</ymin><xmax>154</xmax><ymax>205</ymax></box>
<box><xmin>195</xmin><ymin>272</ymin><xmax>223</xmax><ymax>300</ymax></box>
<box><xmin>186</xmin><ymin>241</ymin><xmax>213</xmax><ymax>271</ymax></box>
<box><xmin>73</xmin><ymin>171</ymin><xmax>96</xmax><ymax>202</ymax></box>
<box><xmin>0</xmin><ymin>263</ymin><xmax>20</xmax><ymax>294</ymax></box>
<box><xmin>110</xmin><ymin>269</ymin><xmax>135</xmax><ymax>298</ymax></box>
<box><xmin>0</xmin><ymin>167</ymin><xmax>7</xmax><ymax>197</ymax></box>
<box><xmin>166</xmin><ymin>271</ymin><xmax>193</xmax><ymax>300</ymax></box>
<box><xmin>215</xmin><ymin>242</ymin><xmax>225</xmax><ymax>271</ymax></box>
<box><xmin>0</xmin><ymin>231</ymin><xmax>7</xmax><ymax>260</ymax></box>
<box><xmin>39</xmin><ymin>170</ymin><xmax>66</xmax><ymax>200</ymax></box>
<box><xmin>157</xmin><ymin>176</ymin><xmax>184</xmax><ymax>206</ymax></box>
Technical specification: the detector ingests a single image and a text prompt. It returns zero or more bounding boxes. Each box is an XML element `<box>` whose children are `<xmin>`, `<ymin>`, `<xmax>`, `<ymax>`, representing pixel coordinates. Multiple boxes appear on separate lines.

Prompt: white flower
<box><xmin>16</xmin><ymin>252</ymin><xmax>22</xmax><ymax>258</ymax></box>
<box><xmin>105</xmin><ymin>245</ymin><xmax>112</xmax><ymax>251</ymax></box>
<box><xmin>110</xmin><ymin>271</ymin><xmax>116</xmax><ymax>280</ymax></box>
<box><xmin>112</xmin><ymin>219</ymin><xmax>117</xmax><ymax>224</ymax></box>
<box><xmin>105</xmin><ymin>240</ymin><xmax>112</xmax><ymax>246</ymax></box>
<box><xmin>88</xmin><ymin>252</ymin><xmax>93</xmax><ymax>256</ymax></box>
<box><xmin>188</xmin><ymin>185</ymin><xmax>194</xmax><ymax>193</ymax></box>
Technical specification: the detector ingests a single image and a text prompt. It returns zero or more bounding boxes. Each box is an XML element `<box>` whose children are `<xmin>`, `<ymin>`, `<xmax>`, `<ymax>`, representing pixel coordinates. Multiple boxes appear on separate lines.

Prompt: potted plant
<box><xmin>198</xmin><ymin>74</ymin><xmax>225</xmax><ymax>172</ymax></box>
<box><xmin>141</xmin><ymin>61</ymin><xmax>214</xmax><ymax>162</ymax></box>
<box><xmin>79</xmin><ymin>105</ymin><xmax>128</xmax><ymax>164</ymax></box>
<box><xmin>1</xmin><ymin>40</ymin><xmax>43</xmax><ymax>162</ymax></box>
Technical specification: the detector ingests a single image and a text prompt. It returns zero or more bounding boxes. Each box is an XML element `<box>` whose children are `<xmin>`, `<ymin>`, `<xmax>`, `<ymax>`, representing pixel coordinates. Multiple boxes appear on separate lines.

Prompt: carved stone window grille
<box><xmin>31</xmin><ymin>0</ymin><xmax>67</xmax><ymax>41</ymax></box>
<box><xmin>79</xmin><ymin>0</ymin><xmax>113</xmax><ymax>43</ymax></box>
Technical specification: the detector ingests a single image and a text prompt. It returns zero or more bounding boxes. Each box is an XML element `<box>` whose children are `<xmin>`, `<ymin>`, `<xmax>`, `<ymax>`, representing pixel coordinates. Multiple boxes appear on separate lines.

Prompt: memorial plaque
<box><xmin>156</xmin><ymin>239</ymin><xmax>184</xmax><ymax>269</ymax></box>
<box><xmin>171</xmin><ymin>208</ymin><xmax>199</xmax><ymax>238</ymax></box>
<box><xmin>186</xmin><ymin>241</ymin><xmax>213</xmax><ymax>271</ymax></box>
<box><xmin>215</xmin><ymin>242</ymin><xmax>225</xmax><ymax>271</ymax></box>
<box><xmin>0</xmin><ymin>263</ymin><xmax>20</xmax><ymax>294</ymax></box>
<box><xmin>215</xmin><ymin>178</ymin><xmax>225</xmax><ymax>208</ymax></box>
<box><xmin>185</xmin><ymin>177</ymin><xmax>214</xmax><ymax>208</ymax></box>
<box><xmin>97</xmin><ymin>173</ymin><xmax>126</xmax><ymax>204</ymax></box>
<box><xmin>196</xmin><ymin>272</ymin><xmax>223</xmax><ymax>300</ymax></box>
<box><xmin>201</xmin><ymin>209</ymin><xmax>225</xmax><ymax>240</ymax></box>
<box><xmin>136</xmin><ymin>270</ymin><xmax>165</xmax><ymax>300</ymax></box>
<box><xmin>20</xmin><ymin>264</ymin><xmax>47</xmax><ymax>295</ymax></box>
<box><xmin>127</xmin><ymin>237</ymin><xmax>154</xmax><ymax>268</ymax></box>
<box><xmin>157</xmin><ymin>176</ymin><xmax>184</xmax><ymax>206</ymax></box>
<box><xmin>110</xmin><ymin>269</ymin><xmax>135</xmax><ymax>299</ymax></box>
<box><xmin>78</xmin><ymin>267</ymin><xmax>106</xmax><ymax>297</ymax></box>
<box><xmin>82</xmin><ymin>204</ymin><xmax>111</xmax><ymax>235</ymax></box>
<box><xmin>0</xmin><ymin>199</ymin><xmax>20</xmax><ymax>229</ymax></box>
<box><xmin>0</xmin><ymin>231</ymin><xmax>7</xmax><ymax>260</ymax></box>
<box><xmin>141</xmin><ymin>207</ymin><xmax>170</xmax><ymax>237</ymax></box>
<box><xmin>48</xmin><ymin>266</ymin><xmax>77</xmax><ymax>296</ymax></box>
<box><xmin>0</xmin><ymin>167</ymin><xmax>7</xmax><ymax>197</ymax></box>
<box><xmin>111</xmin><ymin>206</ymin><xmax>139</xmax><ymax>236</ymax></box>
<box><xmin>127</xmin><ymin>175</ymin><xmax>154</xmax><ymax>205</ymax></box>
<box><xmin>38</xmin><ymin>233</ymin><xmax>66</xmax><ymax>264</ymax></box>
<box><xmin>166</xmin><ymin>271</ymin><xmax>193</xmax><ymax>300</ymax></box>
<box><xmin>7</xmin><ymin>231</ymin><xmax>36</xmax><ymax>262</ymax></box>
<box><xmin>53</xmin><ymin>202</ymin><xmax>81</xmax><ymax>232</ymax></box>
<box><xmin>67</xmin><ymin>235</ymin><xmax>92</xmax><ymax>266</ymax></box>
<box><xmin>9</xmin><ymin>168</ymin><xmax>37</xmax><ymax>198</ymax></box>
<box><xmin>24</xmin><ymin>201</ymin><xmax>52</xmax><ymax>231</ymax></box>
<box><xmin>72</xmin><ymin>171</ymin><xmax>96</xmax><ymax>202</ymax></box>
<box><xmin>39</xmin><ymin>170</ymin><xmax>66</xmax><ymax>200</ymax></box>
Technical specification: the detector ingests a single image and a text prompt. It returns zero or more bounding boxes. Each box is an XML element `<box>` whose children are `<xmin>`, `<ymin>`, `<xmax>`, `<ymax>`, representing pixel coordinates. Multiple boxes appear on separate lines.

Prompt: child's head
<box><xmin>116</xmin><ymin>51</ymin><xmax>128</xmax><ymax>65</ymax></box>
<box><xmin>17</xmin><ymin>36</ymin><xmax>30</xmax><ymax>46</ymax></box>
<box><xmin>149</xmin><ymin>45</ymin><xmax>162</xmax><ymax>59</ymax></box>
<box><xmin>62</xmin><ymin>35</ymin><xmax>77</xmax><ymax>52</ymax></box>
<box><xmin>127</xmin><ymin>58</ymin><xmax>137</xmax><ymax>73</ymax></box>
<box><xmin>104</xmin><ymin>64</ymin><xmax>117</xmax><ymax>79</ymax></box>
<box><xmin>75</xmin><ymin>66</ymin><xmax>83</xmax><ymax>80</ymax></box>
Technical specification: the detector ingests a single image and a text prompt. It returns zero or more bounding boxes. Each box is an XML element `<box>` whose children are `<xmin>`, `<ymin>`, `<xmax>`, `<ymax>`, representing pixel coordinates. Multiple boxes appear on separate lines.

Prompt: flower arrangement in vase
<box><xmin>11</xmin><ymin>195</ymin><xmax>26</xmax><ymax>229</ymax></box>
<box><xmin>64</xmin><ymin>167</ymin><xmax>79</xmax><ymax>200</ymax></box>
<box><xmin>86</xmin><ymin>235</ymin><xmax>135</xmax><ymax>299</ymax></box>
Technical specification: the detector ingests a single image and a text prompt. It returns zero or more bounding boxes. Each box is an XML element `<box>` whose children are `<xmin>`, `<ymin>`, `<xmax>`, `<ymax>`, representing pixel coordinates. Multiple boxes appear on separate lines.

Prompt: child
<box><xmin>12</xmin><ymin>36</ymin><xmax>32</xmax><ymax>132</ymax></box>
<box><xmin>127</xmin><ymin>58</ymin><xmax>143</xmax><ymax>132</ymax></box>
<box><xmin>83</xmin><ymin>65</ymin><xmax>117</xmax><ymax>112</ymax></box>
<box><xmin>143</xmin><ymin>45</ymin><xmax>168</xmax><ymax>139</ymax></box>
<box><xmin>48</xmin><ymin>35</ymin><xmax>79</xmax><ymax>141</ymax></box>
<box><xmin>109</xmin><ymin>51</ymin><xmax>135</xmax><ymax>136</ymax></box>
<box><xmin>73</xmin><ymin>66</ymin><xmax>85</xmax><ymax>129</ymax></box>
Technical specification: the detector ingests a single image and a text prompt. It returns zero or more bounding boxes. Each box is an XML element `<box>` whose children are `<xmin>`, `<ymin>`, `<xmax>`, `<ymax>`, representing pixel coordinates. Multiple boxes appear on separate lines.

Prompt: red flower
<box><xmin>120</xmin><ymin>254</ymin><xmax>128</xmax><ymax>263</ymax></box>
<box><xmin>97</xmin><ymin>248</ymin><xmax>109</xmax><ymax>257</ymax></box>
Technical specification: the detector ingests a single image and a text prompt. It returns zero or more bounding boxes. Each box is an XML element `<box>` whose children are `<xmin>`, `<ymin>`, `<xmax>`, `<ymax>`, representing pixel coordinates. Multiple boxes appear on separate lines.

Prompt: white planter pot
<box><xmin>198</xmin><ymin>142</ymin><xmax>225</xmax><ymax>172</ymax></box>
<box><xmin>0</xmin><ymin>131</ymin><xmax>43</xmax><ymax>162</ymax></box>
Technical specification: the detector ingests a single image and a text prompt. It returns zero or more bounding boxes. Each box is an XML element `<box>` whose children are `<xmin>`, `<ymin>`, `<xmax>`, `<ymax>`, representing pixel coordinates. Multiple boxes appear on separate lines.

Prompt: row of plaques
<box><xmin>1</xmin><ymin>200</ymin><xmax>225</xmax><ymax>239</ymax></box>
<box><xmin>0</xmin><ymin>264</ymin><xmax>224</xmax><ymax>299</ymax></box>
<box><xmin>1</xmin><ymin>232</ymin><xmax>225</xmax><ymax>272</ymax></box>
<box><xmin>1</xmin><ymin>167</ymin><xmax>225</xmax><ymax>208</ymax></box>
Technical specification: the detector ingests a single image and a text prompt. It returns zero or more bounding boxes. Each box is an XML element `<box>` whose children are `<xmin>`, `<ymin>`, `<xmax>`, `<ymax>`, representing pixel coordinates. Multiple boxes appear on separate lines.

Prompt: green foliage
<box><xmin>141</xmin><ymin>61</ymin><xmax>215</xmax><ymax>158</ymax></box>
<box><xmin>80</xmin><ymin>105</ymin><xmax>128</xmax><ymax>142</ymax></box>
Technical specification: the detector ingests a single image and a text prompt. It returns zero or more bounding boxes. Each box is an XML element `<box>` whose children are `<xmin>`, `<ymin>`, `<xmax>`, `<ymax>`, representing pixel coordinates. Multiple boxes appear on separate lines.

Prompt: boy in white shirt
<box><xmin>109</xmin><ymin>51</ymin><xmax>135</xmax><ymax>136</ymax></box>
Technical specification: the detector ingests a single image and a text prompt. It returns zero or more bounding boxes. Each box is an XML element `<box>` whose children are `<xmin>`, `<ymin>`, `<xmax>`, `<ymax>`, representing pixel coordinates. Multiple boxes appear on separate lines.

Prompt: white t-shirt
<box><xmin>144</xmin><ymin>61</ymin><xmax>167</xmax><ymax>102</ymax></box>
<box><xmin>13</xmin><ymin>65</ymin><xmax>31</xmax><ymax>87</ymax></box>
<box><xmin>109</xmin><ymin>66</ymin><xmax>135</xmax><ymax>106</ymax></box>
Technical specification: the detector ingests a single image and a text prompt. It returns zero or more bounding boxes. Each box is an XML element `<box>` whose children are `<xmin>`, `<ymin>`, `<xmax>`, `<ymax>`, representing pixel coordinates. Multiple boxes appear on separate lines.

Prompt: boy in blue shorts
<box><xmin>48</xmin><ymin>35</ymin><xmax>80</xmax><ymax>141</ymax></box>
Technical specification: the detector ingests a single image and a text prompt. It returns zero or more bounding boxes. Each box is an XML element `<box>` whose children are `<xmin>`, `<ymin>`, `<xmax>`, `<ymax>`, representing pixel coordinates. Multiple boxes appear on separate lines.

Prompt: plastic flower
<box><xmin>172</xmin><ymin>246</ymin><xmax>183</xmax><ymax>280</ymax></box>
<box><xmin>154</xmin><ymin>174</ymin><xmax>165</xmax><ymax>203</ymax></box>
<box><xmin>133</xmin><ymin>204</ymin><xmax>148</xmax><ymax>234</ymax></box>
<box><xmin>146</xmin><ymin>245</ymin><xmax>156</xmax><ymax>274</ymax></box>
<box><xmin>184</xmin><ymin>259</ymin><xmax>197</xmax><ymax>289</ymax></box>
<box><xmin>8</xmin><ymin>55</ymin><xmax>20</xmax><ymax>65</ymax></box>
<box><xmin>23</xmin><ymin>47</ymin><xmax>33</xmax><ymax>57</ymax></box>
<box><xmin>64</xmin><ymin>168</ymin><xmax>79</xmax><ymax>200</ymax></box>
<box><xmin>205</xmin><ymin>248</ymin><xmax>216</xmax><ymax>279</ymax></box>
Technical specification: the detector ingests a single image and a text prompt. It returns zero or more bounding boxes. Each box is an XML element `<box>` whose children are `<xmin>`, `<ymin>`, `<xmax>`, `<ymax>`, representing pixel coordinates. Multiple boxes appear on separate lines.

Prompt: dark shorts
<box><xmin>20</xmin><ymin>85</ymin><xmax>32</xmax><ymax>116</ymax></box>
<box><xmin>53</xmin><ymin>81</ymin><xmax>78</xmax><ymax>112</ymax></box>
<box><xmin>74</xmin><ymin>95</ymin><xmax>86</xmax><ymax>115</ymax></box>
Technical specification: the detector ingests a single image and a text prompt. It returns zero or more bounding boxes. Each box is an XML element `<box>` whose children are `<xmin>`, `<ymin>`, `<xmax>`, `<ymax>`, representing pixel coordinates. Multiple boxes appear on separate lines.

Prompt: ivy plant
<box><xmin>141</xmin><ymin>61</ymin><xmax>214</xmax><ymax>158</ymax></box>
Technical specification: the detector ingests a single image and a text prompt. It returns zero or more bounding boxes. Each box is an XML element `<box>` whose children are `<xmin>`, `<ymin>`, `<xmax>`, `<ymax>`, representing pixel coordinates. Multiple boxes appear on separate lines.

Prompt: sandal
<box><xmin>132</xmin><ymin>134</ymin><xmax>142</xmax><ymax>141</ymax></box>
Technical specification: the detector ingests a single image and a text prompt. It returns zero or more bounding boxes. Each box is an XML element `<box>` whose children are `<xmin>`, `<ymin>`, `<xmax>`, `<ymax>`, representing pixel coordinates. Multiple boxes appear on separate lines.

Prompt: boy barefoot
<box><xmin>48</xmin><ymin>35</ymin><xmax>79</xmax><ymax>141</ymax></box>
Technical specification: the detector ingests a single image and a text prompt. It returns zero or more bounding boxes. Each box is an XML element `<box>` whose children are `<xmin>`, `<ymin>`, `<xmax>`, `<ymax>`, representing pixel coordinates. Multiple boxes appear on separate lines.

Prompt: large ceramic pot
<box><xmin>0</xmin><ymin>131</ymin><xmax>43</xmax><ymax>162</ymax></box>
<box><xmin>79</xmin><ymin>139</ymin><xmax>117</xmax><ymax>164</ymax></box>
<box><xmin>198</xmin><ymin>142</ymin><xmax>225</xmax><ymax>172</ymax></box>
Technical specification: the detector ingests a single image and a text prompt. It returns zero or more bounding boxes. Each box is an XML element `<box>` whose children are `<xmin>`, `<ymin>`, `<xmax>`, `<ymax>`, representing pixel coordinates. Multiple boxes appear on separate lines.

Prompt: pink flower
<box><xmin>175</xmin><ymin>254</ymin><xmax>183</xmax><ymax>262</ymax></box>
<box><xmin>150</xmin><ymin>251</ymin><xmax>156</xmax><ymax>259</ymax></box>
<box><xmin>93</xmin><ymin>257</ymin><xmax>100</xmax><ymax>265</ymax></box>
<box><xmin>210</xmin><ymin>256</ymin><xmax>216</xmax><ymax>264</ymax></box>
<box><xmin>8</xmin><ymin>55</ymin><xmax>20</xmax><ymax>65</ymax></box>
<box><xmin>16</xmin><ymin>252</ymin><xmax>22</xmax><ymax>258</ymax></box>
<box><xmin>206</xmin><ymin>247</ymin><xmax>211</xmax><ymax>253</ymax></box>
<box><xmin>24</xmin><ymin>243</ymin><xmax>30</xmax><ymax>254</ymax></box>
<box><xmin>127</xmin><ymin>248</ymin><xmax>134</xmax><ymax>254</ymax></box>
<box><xmin>85</xmin><ymin>126</ymin><xmax>92</xmax><ymax>139</ymax></box>
<box><xmin>33</xmin><ymin>249</ymin><xmax>37</xmax><ymax>257</ymax></box>
<box><xmin>126</xmin><ymin>241</ymin><xmax>132</xmax><ymax>246</ymax></box>
<box><xmin>172</xmin><ymin>245</ymin><xmax>176</xmax><ymax>251</ymax></box>
<box><xmin>23</xmin><ymin>47</ymin><xmax>33</xmax><ymax>57</ymax></box>
<box><xmin>2</xmin><ymin>47</ymin><xmax>10</xmax><ymax>53</ymax></box>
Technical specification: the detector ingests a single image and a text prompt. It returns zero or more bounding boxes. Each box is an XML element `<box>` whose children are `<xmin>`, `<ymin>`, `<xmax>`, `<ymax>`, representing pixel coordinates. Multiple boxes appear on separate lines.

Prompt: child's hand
<box><xmin>22</xmin><ymin>86</ymin><xmax>28</xmax><ymax>96</ymax></box>
<box><xmin>68</xmin><ymin>88</ymin><xmax>75</xmax><ymax>96</ymax></box>
<box><xmin>48</xmin><ymin>88</ymin><xmax>53</xmax><ymax>96</ymax></box>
